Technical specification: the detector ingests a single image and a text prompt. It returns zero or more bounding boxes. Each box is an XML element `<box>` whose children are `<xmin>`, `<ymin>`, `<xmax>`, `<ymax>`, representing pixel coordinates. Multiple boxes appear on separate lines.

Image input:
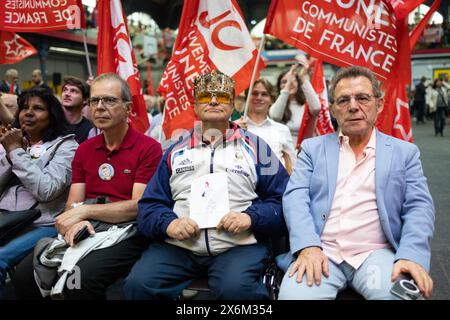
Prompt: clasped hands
<box><xmin>166</xmin><ymin>211</ymin><xmax>252</xmax><ymax>241</ymax></box>
<box><xmin>0</xmin><ymin>124</ymin><xmax>27</xmax><ymax>153</ymax></box>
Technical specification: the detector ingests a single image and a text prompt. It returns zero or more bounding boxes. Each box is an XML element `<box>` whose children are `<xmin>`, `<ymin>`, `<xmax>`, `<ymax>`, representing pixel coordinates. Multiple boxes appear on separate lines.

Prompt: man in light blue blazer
<box><xmin>278</xmin><ymin>66</ymin><xmax>435</xmax><ymax>300</ymax></box>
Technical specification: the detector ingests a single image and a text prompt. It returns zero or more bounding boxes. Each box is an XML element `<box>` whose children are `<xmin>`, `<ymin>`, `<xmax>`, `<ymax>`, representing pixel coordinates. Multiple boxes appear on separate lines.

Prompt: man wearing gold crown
<box><xmin>124</xmin><ymin>70</ymin><xmax>289</xmax><ymax>300</ymax></box>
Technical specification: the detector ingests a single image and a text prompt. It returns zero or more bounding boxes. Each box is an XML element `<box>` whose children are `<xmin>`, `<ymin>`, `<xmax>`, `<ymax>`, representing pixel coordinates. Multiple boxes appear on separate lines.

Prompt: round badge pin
<box><xmin>98</xmin><ymin>163</ymin><xmax>115</xmax><ymax>181</ymax></box>
<box><xmin>29</xmin><ymin>144</ymin><xmax>46</xmax><ymax>158</ymax></box>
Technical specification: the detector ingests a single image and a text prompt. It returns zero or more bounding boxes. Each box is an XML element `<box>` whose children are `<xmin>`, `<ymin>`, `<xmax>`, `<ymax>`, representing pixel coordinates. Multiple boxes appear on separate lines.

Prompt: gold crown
<box><xmin>193</xmin><ymin>69</ymin><xmax>235</xmax><ymax>99</ymax></box>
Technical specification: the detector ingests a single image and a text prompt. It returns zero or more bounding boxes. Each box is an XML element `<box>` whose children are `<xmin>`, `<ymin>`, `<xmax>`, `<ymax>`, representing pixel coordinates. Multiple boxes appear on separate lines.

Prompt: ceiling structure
<box><xmin>121</xmin><ymin>0</ymin><xmax>271</xmax><ymax>30</ymax></box>
<box><xmin>121</xmin><ymin>0</ymin><xmax>448</xmax><ymax>31</ymax></box>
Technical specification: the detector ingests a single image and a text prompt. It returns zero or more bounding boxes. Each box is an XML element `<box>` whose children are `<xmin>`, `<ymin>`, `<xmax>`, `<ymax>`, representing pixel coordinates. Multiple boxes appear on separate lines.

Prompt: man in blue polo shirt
<box><xmin>13</xmin><ymin>73</ymin><xmax>162</xmax><ymax>299</ymax></box>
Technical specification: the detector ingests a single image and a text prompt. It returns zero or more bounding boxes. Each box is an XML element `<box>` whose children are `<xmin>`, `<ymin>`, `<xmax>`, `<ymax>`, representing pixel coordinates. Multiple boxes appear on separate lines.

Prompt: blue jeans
<box><xmin>0</xmin><ymin>226</ymin><xmax>57</xmax><ymax>298</ymax></box>
<box><xmin>279</xmin><ymin>248</ymin><xmax>402</xmax><ymax>300</ymax></box>
<box><xmin>123</xmin><ymin>242</ymin><xmax>270</xmax><ymax>300</ymax></box>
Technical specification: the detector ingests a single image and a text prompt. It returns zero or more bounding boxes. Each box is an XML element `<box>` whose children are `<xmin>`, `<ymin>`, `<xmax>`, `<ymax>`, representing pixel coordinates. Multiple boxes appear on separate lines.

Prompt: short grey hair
<box><xmin>5</xmin><ymin>69</ymin><xmax>18</xmax><ymax>78</ymax></box>
<box><xmin>329</xmin><ymin>66</ymin><xmax>383</xmax><ymax>103</ymax></box>
<box><xmin>92</xmin><ymin>73</ymin><xmax>132</xmax><ymax>101</ymax></box>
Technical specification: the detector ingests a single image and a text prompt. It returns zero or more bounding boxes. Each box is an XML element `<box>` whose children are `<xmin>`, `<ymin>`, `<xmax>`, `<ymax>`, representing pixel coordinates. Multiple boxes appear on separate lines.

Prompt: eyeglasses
<box><xmin>88</xmin><ymin>96</ymin><xmax>127</xmax><ymax>108</ymax></box>
<box><xmin>196</xmin><ymin>92</ymin><xmax>232</xmax><ymax>104</ymax></box>
<box><xmin>334</xmin><ymin>93</ymin><xmax>377</xmax><ymax>108</ymax></box>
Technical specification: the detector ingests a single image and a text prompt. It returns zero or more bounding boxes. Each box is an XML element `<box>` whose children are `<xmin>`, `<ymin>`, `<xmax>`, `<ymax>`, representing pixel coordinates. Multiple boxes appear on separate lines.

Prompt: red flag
<box><xmin>264</xmin><ymin>0</ymin><xmax>399</xmax><ymax>85</ymax></box>
<box><xmin>0</xmin><ymin>0</ymin><xmax>85</xmax><ymax>32</ymax></box>
<box><xmin>97</xmin><ymin>0</ymin><xmax>149</xmax><ymax>133</ymax></box>
<box><xmin>376</xmin><ymin>17</ymin><xmax>412</xmax><ymax>141</ymax></box>
<box><xmin>310</xmin><ymin>59</ymin><xmax>335</xmax><ymax>137</ymax></box>
<box><xmin>0</xmin><ymin>31</ymin><xmax>37</xmax><ymax>64</ymax></box>
<box><xmin>158</xmin><ymin>0</ymin><xmax>265</xmax><ymax>139</ymax></box>
<box><xmin>390</xmin><ymin>0</ymin><xmax>426</xmax><ymax>20</ymax></box>
<box><xmin>296</xmin><ymin>104</ymin><xmax>312</xmax><ymax>150</ymax></box>
<box><xmin>296</xmin><ymin>59</ymin><xmax>335</xmax><ymax>149</ymax></box>
<box><xmin>381</xmin><ymin>75</ymin><xmax>413</xmax><ymax>141</ymax></box>
<box><xmin>409</xmin><ymin>0</ymin><xmax>442</xmax><ymax>51</ymax></box>
<box><xmin>377</xmin><ymin>0</ymin><xmax>441</xmax><ymax>141</ymax></box>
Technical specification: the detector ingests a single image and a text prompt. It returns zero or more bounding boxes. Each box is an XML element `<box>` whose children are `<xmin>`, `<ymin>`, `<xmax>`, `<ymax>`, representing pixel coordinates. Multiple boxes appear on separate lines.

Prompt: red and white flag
<box><xmin>0</xmin><ymin>31</ymin><xmax>37</xmax><ymax>64</ymax></box>
<box><xmin>310</xmin><ymin>59</ymin><xmax>335</xmax><ymax>137</ymax></box>
<box><xmin>97</xmin><ymin>0</ymin><xmax>149</xmax><ymax>133</ymax></box>
<box><xmin>377</xmin><ymin>0</ymin><xmax>441</xmax><ymax>142</ymax></box>
<box><xmin>158</xmin><ymin>0</ymin><xmax>265</xmax><ymax>139</ymax></box>
<box><xmin>0</xmin><ymin>0</ymin><xmax>85</xmax><ymax>32</ymax></box>
<box><xmin>295</xmin><ymin>59</ymin><xmax>335</xmax><ymax>149</ymax></box>
<box><xmin>264</xmin><ymin>0</ymin><xmax>399</xmax><ymax>86</ymax></box>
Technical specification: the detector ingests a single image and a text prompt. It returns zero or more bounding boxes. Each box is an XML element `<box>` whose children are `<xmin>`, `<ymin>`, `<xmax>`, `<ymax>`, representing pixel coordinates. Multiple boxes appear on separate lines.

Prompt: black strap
<box><xmin>437</xmin><ymin>89</ymin><xmax>448</xmax><ymax>107</ymax></box>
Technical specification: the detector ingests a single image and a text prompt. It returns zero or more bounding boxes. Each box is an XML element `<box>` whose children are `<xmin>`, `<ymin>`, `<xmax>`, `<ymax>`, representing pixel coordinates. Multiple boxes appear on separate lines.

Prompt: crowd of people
<box><xmin>411</xmin><ymin>74</ymin><xmax>450</xmax><ymax>136</ymax></box>
<box><xmin>0</xmin><ymin>63</ymin><xmax>436</xmax><ymax>300</ymax></box>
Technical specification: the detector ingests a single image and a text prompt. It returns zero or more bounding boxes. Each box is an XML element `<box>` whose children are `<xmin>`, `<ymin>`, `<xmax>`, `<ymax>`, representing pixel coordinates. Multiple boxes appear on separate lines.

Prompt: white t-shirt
<box><xmin>245</xmin><ymin>117</ymin><xmax>296</xmax><ymax>168</ymax></box>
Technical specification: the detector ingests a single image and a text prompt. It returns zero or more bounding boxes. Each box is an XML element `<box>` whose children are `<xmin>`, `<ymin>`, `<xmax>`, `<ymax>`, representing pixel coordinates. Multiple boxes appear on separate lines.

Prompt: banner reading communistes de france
<box><xmin>264</xmin><ymin>0</ymin><xmax>399</xmax><ymax>82</ymax></box>
<box><xmin>0</xmin><ymin>0</ymin><xmax>85</xmax><ymax>32</ymax></box>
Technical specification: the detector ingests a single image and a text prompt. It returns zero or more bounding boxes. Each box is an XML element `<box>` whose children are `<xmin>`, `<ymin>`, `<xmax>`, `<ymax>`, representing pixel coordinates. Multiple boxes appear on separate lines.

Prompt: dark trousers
<box><xmin>415</xmin><ymin>101</ymin><xmax>426</xmax><ymax>123</ymax></box>
<box><xmin>12</xmin><ymin>235</ymin><xmax>149</xmax><ymax>300</ymax></box>
<box><xmin>434</xmin><ymin>107</ymin><xmax>447</xmax><ymax>135</ymax></box>
<box><xmin>123</xmin><ymin>242</ymin><xmax>270</xmax><ymax>300</ymax></box>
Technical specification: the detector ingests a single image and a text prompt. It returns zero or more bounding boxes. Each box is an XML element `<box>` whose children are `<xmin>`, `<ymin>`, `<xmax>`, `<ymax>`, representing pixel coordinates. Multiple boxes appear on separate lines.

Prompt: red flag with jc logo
<box><xmin>158</xmin><ymin>0</ymin><xmax>265</xmax><ymax>140</ymax></box>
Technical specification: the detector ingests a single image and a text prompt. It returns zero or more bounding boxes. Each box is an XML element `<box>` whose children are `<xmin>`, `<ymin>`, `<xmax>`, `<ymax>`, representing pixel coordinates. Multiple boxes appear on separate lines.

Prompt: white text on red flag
<box><xmin>0</xmin><ymin>0</ymin><xmax>86</xmax><ymax>32</ymax></box>
<box><xmin>264</xmin><ymin>0</ymin><xmax>398</xmax><ymax>82</ymax></box>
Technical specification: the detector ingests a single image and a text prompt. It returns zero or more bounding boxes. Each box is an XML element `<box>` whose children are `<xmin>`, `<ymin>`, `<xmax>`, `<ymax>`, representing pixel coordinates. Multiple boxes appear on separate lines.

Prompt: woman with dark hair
<box><xmin>269</xmin><ymin>58</ymin><xmax>321</xmax><ymax>147</ymax></box>
<box><xmin>0</xmin><ymin>87</ymin><xmax>77</xmax><ymax>298</ymax></box>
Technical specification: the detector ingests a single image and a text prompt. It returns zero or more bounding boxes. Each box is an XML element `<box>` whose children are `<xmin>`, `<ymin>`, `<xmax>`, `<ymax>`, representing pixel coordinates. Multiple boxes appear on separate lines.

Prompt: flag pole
<box><xmin>243</xmin><ymin>34</ymin><xmax>266</xmax><ymax>118</ymax></box>
<box><xmin>158</xmin><ymin>104</ymin><xmax>167</xmax><ymax>144</ymax></box>
<box><xmin>82</xmin><ymin>29</ymin><xmax>93</xmax><ymax>78</ymax></box>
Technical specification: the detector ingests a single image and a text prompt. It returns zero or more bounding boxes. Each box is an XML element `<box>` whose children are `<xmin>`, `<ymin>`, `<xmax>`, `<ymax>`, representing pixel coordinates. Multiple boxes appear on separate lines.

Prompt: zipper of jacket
<box><xmin>204</xmin><ymin>146</ymin><xmax>216</xmax><ymax>257</ymax></box>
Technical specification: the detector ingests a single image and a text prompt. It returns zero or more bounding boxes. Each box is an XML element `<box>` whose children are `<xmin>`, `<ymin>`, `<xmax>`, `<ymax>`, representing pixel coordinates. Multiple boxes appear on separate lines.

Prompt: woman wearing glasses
<box><xmin>0</xmin><ymin>87</ymin><xmax>77</xmax><ymax>298</ymax></box>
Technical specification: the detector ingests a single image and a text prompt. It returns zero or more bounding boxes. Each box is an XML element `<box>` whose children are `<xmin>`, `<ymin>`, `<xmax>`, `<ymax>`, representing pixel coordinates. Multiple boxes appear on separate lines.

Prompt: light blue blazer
<box><xmin>278</xmin><ymin>130</ymin><xmax>435</xmax><ymax>272</ymax></box>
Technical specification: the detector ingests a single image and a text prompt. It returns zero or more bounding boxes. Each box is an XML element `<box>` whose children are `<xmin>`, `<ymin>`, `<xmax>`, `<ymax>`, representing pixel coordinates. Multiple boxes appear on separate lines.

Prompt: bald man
<box><xmin>31</xmin><ymin>69</ymin><xmax>51</xmax><ymax>91</ymax></box>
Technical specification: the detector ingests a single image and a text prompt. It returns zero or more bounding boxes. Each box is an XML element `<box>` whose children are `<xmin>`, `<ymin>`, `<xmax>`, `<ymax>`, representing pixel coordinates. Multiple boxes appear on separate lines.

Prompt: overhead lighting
<box><xmin>251</xmin><ymin>20</ymin><xmax>257</xmax><ymax>25</ymax></box>
<box><xmin>49</xmin><ymin>46</ymin><xmax>96</xmax><ymax>57</ymax></box>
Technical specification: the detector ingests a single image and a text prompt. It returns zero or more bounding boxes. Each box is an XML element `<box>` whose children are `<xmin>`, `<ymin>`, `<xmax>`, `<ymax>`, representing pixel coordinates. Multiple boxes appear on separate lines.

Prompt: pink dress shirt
<box><xmin>320</xmin><ymin>129</ymin><xmax>391</xmax><ymax>269</ymax></box>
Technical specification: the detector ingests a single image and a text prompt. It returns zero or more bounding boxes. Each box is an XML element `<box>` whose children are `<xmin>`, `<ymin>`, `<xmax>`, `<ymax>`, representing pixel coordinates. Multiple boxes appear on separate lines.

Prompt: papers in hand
<box><xmin>189</xmin><ymin>172</ymin><xmax>230</xmax><ymax>229</ymax></box>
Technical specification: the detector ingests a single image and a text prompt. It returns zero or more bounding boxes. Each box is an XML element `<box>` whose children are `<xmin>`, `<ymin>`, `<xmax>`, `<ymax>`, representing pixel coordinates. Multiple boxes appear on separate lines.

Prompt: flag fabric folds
<box><xmin>158</xmin><ymin>0</ymin><xmax>265</xmax><ymax>139</ymax></box>
<box><xmin>0</xmin><ymin>31</ymin><xmax>37</xmax><ymax>64</ymax></box>
<box><xmin>97</xmin><ymin>0</ymin><xmax>149</xmax><ymax>133</ymax></box>
<box><xmin>377</xmin><ymin>0</ymin><xmax>441</xmax><ymax>142</ymax></box>
<box><xmin>264</xmin><ymin>0</ymin><xmax>399</xmax><ymax>84</ymax></box>
<box><xmin>265</xmin><ymin>0</ymin><xmax>440</xmax><ymax>142</ymax></box>
<box><xmin>295</xmin><ymin>59</ymin><xmax>335</xmax><ymax>149</ymax></box>
<box><xmin>0</xmin><ymin>0</ymin><xmax>86</xmax><ymax>32</ymax></box>
<box><xmin>310</xmin><ymin>59</ymin><xmax>335</xmax><ymax>137</ymax></box>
